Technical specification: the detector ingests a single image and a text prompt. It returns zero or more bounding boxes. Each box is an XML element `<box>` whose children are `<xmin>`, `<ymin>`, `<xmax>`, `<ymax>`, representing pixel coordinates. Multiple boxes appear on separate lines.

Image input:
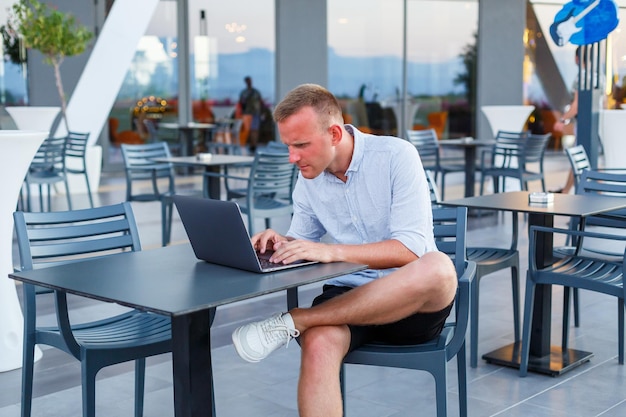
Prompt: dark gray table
<box><xmin>442</xmin><ymin>191</ymin><xmax>626</xmax><ymax>375</ymax></box>
<box><xmin>160</xmin><ymin>122</ymin><xmax>217</xmax><ymax>158</ymax></box>
<box><xmin>153</xmin><ymin>155</ymin><xmax>254</xmax><ymax>199</ymax></box>
<box><xmin>439</xmin><ymin>138</ymin><xmax>495</xmax><ymax>197</ymax></box>
<box><xmin>9</xmin><ymin>244</ymin><xmax>366</xmax><ymax>417</ymax></box>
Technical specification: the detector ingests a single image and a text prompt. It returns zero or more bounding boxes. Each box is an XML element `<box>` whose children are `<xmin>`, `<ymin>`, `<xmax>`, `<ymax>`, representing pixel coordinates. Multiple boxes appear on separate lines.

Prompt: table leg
<box><xmin>178</xmin><ymin>129</ymin><xmax>195</xmax><ymax>175</ymax></box>
<box><xmin>204</xmin><ymin>166</ymin><xmax>222</xmax><ymax>200</ymax></box>
<box><xmin>464</xmin><ymin>147</ymin><xmax>477</xmax><ymax>198</ymax></box>
<box><xmin>482</xmin><ymin>213</ymin><xmax>593</xmax><ymax>375</ymax></box>
<box><xmin>171</xmin><ymin>308</ymin><xmax>216</xmax><ymax>417</ymax></box>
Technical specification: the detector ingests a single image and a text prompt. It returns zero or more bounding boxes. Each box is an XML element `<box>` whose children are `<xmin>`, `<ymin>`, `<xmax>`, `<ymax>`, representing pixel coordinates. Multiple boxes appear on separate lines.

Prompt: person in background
<box><xmin>231</xmin><ymin>84</ymin><xmax>458</xmax><ymax>416</ymax></box>
<box><xmin>552</xmin><ymin>47</ymin><xmax>581</xmax><ymax>194</ymax></box>
<box><xmin>239</xmin><ymin>76</ymin><xmax>263</xmax><ymax>151</ymax></box>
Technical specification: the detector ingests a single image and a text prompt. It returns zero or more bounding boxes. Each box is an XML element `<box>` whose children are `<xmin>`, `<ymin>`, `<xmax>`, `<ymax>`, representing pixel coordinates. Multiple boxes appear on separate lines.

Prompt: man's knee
<box><xmin>405</xmin><ymin>251</ymin><xmax>458</xmax><ymax>308</ymax></box>
<box><xmin>300</xmin><ymin>325</ymin><xmax>350</xmax><ymax>364</ymax></box>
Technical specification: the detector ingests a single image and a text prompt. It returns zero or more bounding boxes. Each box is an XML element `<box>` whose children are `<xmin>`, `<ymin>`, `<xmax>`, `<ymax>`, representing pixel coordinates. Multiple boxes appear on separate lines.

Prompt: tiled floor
<box><xmin>2</xmin><ymin>149</ymin><xmax>626</xmax><ymax>416</ymax></box>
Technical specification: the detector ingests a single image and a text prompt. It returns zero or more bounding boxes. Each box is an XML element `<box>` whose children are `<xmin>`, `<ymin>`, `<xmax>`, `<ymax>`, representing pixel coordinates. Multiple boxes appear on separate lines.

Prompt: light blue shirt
<box><xmin>286</xmin><ymin>125</ymin><xmax>437</xmax><ymax>287</ymax></box>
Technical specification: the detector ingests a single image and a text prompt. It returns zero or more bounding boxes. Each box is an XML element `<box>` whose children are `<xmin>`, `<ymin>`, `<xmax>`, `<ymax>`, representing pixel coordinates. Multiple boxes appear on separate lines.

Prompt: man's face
<box><xmin>277</xmin><ymin>106</ymin><xmax>336</xmax><ymax>179</ymax></box>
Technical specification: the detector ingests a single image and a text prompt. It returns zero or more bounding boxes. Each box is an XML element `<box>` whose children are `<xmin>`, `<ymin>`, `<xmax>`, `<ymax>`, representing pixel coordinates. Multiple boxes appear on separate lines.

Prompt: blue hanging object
<box><xmin>550</xmin><ymin>0</ymin><xmax>619</xmax><ymax>47</ymax></box>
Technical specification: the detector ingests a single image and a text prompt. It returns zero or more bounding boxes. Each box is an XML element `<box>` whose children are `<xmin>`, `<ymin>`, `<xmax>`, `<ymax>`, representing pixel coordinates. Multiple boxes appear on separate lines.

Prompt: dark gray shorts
<box><xmin>312</xmin><ymin>285</ymin><xmax>454</xmax><ymax>353</ymax></box>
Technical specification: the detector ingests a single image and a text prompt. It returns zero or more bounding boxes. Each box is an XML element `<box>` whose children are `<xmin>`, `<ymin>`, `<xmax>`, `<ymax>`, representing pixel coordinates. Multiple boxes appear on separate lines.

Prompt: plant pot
<box><xmin>5</xmin><ymin>106</ymin><xmax>61</xmax><ymax>132</ymax></box>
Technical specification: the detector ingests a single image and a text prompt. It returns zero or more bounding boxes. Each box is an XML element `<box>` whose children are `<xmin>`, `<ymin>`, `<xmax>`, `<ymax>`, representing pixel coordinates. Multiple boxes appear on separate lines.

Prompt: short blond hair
<box><xmin>273</xmin><ymin>84</ymin><xmax>343</xmax><ymax>128</ymax></box>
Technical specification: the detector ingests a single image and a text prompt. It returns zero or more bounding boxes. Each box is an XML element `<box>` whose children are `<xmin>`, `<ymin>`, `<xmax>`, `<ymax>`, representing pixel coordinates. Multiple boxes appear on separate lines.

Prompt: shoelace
<box><xmin>261</xmin><ymin>316</ymin><xmax>301</xmax><ymax>348</ymax></box>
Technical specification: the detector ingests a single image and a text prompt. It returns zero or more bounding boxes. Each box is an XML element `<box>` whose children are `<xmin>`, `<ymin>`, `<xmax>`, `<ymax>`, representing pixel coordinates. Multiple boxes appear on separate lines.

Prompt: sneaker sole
<box><xmin>231</xmin><ymin>327</ymin><xmax>261</xmax><ymax>363</ymax></box>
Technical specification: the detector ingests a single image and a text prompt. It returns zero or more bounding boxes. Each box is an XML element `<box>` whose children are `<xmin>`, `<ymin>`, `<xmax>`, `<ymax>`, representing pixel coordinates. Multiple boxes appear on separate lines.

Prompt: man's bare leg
<box><xmin>298</xmin><ymin>325</ymin><xmax>350</xmax><ymax>417</ymax></box>
<box><xmin>295</xmin><ymin>251</ymin><xmax>457</xmax><ymax>416</ymax></box>
<box><xmin>290</xmin><ymin>251</ymin><xmax>457</xmax><ymax>333</ymax></box>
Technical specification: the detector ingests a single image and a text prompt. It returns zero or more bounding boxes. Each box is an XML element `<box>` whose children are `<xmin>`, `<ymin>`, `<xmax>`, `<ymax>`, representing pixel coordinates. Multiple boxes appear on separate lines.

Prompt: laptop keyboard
<box><xmin>257</xmin><ymin>251</ymin><xmax>282</xmax><ymax>269</ymax></box>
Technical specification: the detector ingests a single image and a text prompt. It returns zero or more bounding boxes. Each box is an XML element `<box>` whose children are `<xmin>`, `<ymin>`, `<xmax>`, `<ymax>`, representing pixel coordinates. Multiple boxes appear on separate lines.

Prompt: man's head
<box><xmin>244</xmin><ymin>76</ymin><xmax>252</xmax><ymax>87</ymax></box>
<box><xmin>273</xmin><ymin>84</ymin><xmax>348</xmax><ymax>180</ymax></box>
<box><xmin>274</xmin><ymin>84</ymin><xmax>343</xmax><ymax>131</ymax></box>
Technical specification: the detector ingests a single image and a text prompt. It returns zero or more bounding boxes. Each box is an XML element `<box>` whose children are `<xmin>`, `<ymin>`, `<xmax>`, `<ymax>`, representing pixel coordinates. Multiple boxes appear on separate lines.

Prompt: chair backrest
<box><xmin>121</xmin><ymin>142</ymin><xmax>174</xmax><ymax>179</ymax></box>
<box><xmin>576</xmin><ymin>169</ymin><xmax>626</xmax><ymax>224</ymax></box>
<box><xmin>247</xmin><ymin>150</ymin><xmax>296</xmax><ymax>200</ymax></box>
<box><xmin>121</xmin><ymin>142</ymin><xmax>175</xmax><ymax>201</ymax></box>
<box><xmin>487</xmin><ymin>130</ymin><xmax>528</xmax><ymax>168</ymax></box>
<box><xmin>425</xmin><ymin>169</ymin><xmax>441</xmax><ymax>205</ymax></box>
<box><xmin>64</xmin><ymin>131</ymin><xmax>90</xmax><ymax>162</ymax></box>
<box><xmin>13</xmin><ymin>202</ymin><xmax>142</xmax><ymax>272</ymax></box>
<box><xmin>432</xmin><ymin>206</ymin><xmax>467</xmax><ymax>277</ymax></box>
<box><xmin>566</xmin><ymin>145</ymin><xmax>591</xmax><ymax>188</ymax></box>
<box><xmin>405</xmin><ymin>129</ymin><xmax>439</xmax><ymax>158</ymax></box>
<box><xmin>30</xmin><ymin>136</ymin><xmax>67</xmax><ymax>173</ymax></box>
<box><xmin>523</xmin><ymin>133</ymin><xmax>550</xmax><ymax>164</ymax></box>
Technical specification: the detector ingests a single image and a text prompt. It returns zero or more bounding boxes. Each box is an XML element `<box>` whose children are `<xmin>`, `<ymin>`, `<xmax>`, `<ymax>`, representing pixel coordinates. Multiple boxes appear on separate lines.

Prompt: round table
<box><xmin>0</xmin><ymin>130</ymin><xmax>48</xmax><ymax>372</ymax></box>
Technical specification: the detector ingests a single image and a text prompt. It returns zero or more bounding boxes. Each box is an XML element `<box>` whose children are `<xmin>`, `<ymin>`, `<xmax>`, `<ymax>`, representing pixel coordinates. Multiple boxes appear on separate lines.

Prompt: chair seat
<box><xmin>27</xmin><ymin>171</ymin><xmax>65</xmax><ymax>181</ymax></box>
<box><xmin>344</xmin><ymin>327</ymin><xmax>453</xmax><ymax>365</ymax></box>
<box><xmin>467</xmin><ymin>247</ymin><xmax>518</xmax><ymax>273</ymax></box>
<box><xmin>536</xmin><ymin>256</ymin><xmax>623</xmax><ymax>297</ymax></box>
<box><xmin>41</xmin><ymin>310</ymin><xmax>171</xmax><ymax>349</ymax></box>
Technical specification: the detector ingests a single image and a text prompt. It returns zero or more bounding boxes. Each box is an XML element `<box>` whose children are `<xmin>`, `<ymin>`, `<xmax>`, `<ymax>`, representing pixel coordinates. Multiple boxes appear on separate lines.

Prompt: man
<box><xmin>239</xmin><ymin>76</ymin><xmax>263</xmax><ymax>151</ymax></box>
<box><xmin>232</xmin><ymin>84</ymin><xmax>458</xmax><ymax>416</ymax></box>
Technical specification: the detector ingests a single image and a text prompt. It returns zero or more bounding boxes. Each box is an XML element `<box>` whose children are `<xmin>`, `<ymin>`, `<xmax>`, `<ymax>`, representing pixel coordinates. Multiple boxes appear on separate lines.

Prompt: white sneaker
<box><xmin>232</xmin><ymin>313</ymin><xmax>300</xmax><ymax>362</ymax></box>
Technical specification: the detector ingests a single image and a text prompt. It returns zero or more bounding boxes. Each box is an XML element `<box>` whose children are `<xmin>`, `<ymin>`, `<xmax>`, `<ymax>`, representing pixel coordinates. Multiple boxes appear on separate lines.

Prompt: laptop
<box><xmin>173</xmin><ymin>195</ymin><xmax>318</xmax><ymax>273</ymax></box>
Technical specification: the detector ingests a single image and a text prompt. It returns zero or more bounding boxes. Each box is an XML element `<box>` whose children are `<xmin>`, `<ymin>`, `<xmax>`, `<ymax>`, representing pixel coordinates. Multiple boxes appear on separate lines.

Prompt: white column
<box><xmin>53</xmin><ymin>0</ymin><xmax>160</xmax><ymax>193</ymax></box>
<box><xmin>0</xmin><ymin>130</ymin><xmax>48</xmax><ymax>372</ymax></box>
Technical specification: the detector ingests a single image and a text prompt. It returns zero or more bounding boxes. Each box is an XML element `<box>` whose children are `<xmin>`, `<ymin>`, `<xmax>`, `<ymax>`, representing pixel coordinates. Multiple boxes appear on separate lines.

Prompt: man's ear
<box><xmin>329</xmin><ymin>124</ymin><xmax>343</xmax><ymax>145</ymax></box>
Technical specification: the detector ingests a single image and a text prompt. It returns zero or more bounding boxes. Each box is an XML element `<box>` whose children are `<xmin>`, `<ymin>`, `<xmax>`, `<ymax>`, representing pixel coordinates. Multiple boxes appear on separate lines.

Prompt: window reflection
<box><xmin>328</xmin><ymin>0</ymin><xmax>478</xmax><ymax>139</ymax></box>
<box><xmin>107</xmin><ymin>0</ymin><xmax>274</xmax><ymax>165</ymax></box>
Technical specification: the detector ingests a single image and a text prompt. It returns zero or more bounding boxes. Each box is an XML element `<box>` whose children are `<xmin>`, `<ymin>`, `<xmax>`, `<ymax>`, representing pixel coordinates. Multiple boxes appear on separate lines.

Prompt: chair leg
<box><xmin>511</xmin><ymin>263</ymin><xmax>520</xmax><ymax>342</ymax></box>
<box><xmin>161</xmin><ymin>197</ymin><xmax>174</xmax><ymax>246</ymax></box>
<box><xmin>84</xmin><ymin>173</ymin><xmax>94</xmax><ymax>208</ymax></box>
<box><xmin>20</xmin><ymin>337</ymin><xmax>36</xmax><ymax>417</ymax></box>
<box><xmin>64</xmin><ymin>179</ymin><xmax>72</xmax><ymax>210</ymax></box>
<box><xmin>573</xmin><ymin>288</ymin><xmax>580</xmax><ymax>327</ymax></box>
<box><xmin>433</xmin><ymin>363</ymin><xmax>448</xmax><ymax>417</ymax></box>
<box><xmin>38</xmin><ymin>185</ymin><xmax>45</xmax><ymax>212</ymax></box>
<box><xmin>456</xmin><ymin>343</ymin><xmax>468</xmax><ymax>417</ymax></box>
<box><xmin>82</xmin><ymin>363</ymin><xmax>98</xmax><ymax>417</ymax></box>
<box><xmin>619</xmin><ymin>298</ymin><xmax>624</xmax><ymax>364</ymax></box>
<box><xmin>519</xmin><ymin>277</ymin><xmax>536</xmax><ymax>377</ymax></box>
<box><xmin>134</xmin><ymin>358</ymin><xmax>146</xmax><ymax>417</ymax></box>
<box><xmin>470</xmin><ymin>275</ymin><xmax>480</xmax><ymax>368</ymax></box>
<box><xmin>562</xmin><ymin>287</ymin><xmax>571</xmax><ymax>351</ymax></box>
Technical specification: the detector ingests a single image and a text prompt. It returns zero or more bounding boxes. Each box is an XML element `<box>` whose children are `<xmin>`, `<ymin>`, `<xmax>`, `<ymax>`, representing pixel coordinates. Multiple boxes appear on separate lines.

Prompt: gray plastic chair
<box><xmin>565</xmin><ymin>144</ymin><xmax>591</xmax><ymax>189</ymax></box>
<box><xmin>520</xmin><ymin>225</ymin><xmax>626</xmax><ymax>377</ymax></box>
<box><xmin>204</xmin><ymin>149</ymin><xmax>297</xmax><ymax>234</ymax></box>
<box><xmin>560</xmin><ymin>170</ymin><xmax>626</xmax><ymax>344</ymax></box>
<box><xmin>121</xmin><ymin>142</ymin><xmax>175</xmax><ymax>246</ymax></box>
<box><xmin>341</xmin><ymin>206</ymin><xmax>475</xmax><ymax>417</ymax></box>
<box><xmin>14</xmin><ymin>203</ymin><xmax>172</xmax><ymax>417</ymax></box>
<box><xmin>426</xmin><ymin>171</ymin><xmax>519</xmax><ymax>368</ymax></box>
<box><xmin>234</xmin><ymin>150</ymin><xmax>297</xmax><ymax>234</ymax></box>
<box><xmin>24</xmin><ymin>136</ymin><xmax>72</xmax><ymax>211</ymax></box>
<box><xmin>406</xmin><ymin>128</ymin><xmax>464</xmax><ymax>200</ymax></box>
<box><xmin>480</xmin><ymin>131</ymin><xmax>549</xmax><ymax>194</ymax></box>
<box><xmin>64</xmin><ymin>131</ymin><xmax>93</xmax><ymax>208</ymax></box>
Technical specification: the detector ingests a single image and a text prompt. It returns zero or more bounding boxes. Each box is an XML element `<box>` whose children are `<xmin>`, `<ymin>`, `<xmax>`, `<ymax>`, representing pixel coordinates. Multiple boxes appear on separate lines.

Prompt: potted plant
<box><xmin>1</xmin><ymin>0</ymin><xmax>93</xmax><ymax>132</ymax></box>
